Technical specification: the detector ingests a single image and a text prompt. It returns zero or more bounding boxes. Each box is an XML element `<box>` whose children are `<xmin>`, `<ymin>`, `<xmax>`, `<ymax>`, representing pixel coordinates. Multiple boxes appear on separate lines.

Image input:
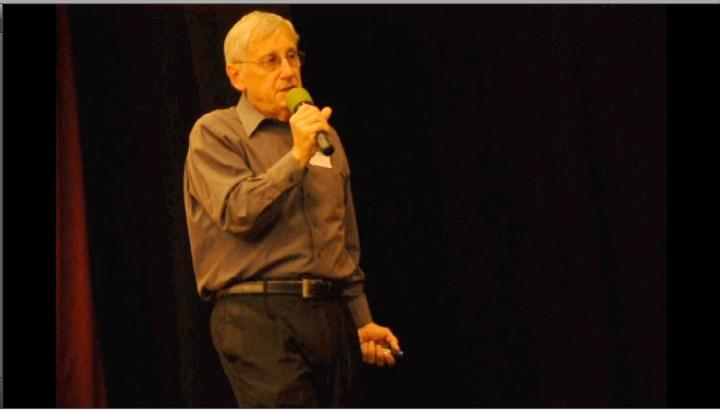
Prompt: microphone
<box><xmin>286</xmin><ymin>87</ymin><xmax>335</xmax><ymax>156</ymax></box>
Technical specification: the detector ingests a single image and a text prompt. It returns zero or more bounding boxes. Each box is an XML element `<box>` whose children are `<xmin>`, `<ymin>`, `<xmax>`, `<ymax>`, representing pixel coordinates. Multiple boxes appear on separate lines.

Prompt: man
<box><xmin>183</xmin><ymin>11</ymin><xmax>402</xmax><ymax>407</ymax></box>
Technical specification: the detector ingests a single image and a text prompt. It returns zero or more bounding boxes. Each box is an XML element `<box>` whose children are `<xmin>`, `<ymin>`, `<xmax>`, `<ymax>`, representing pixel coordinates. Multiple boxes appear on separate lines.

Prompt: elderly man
<box><xmin>183</xmin><ymin>10</ymin><xmax>401</xmax><ymax>407</ymax></box>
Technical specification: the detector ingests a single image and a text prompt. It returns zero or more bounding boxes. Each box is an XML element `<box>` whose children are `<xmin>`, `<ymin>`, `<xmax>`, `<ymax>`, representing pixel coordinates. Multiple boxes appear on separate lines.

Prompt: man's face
<box><xmin>229</xmin><ymin>27</ymin><xmax>302</xmax><ymax>122</ymax></box>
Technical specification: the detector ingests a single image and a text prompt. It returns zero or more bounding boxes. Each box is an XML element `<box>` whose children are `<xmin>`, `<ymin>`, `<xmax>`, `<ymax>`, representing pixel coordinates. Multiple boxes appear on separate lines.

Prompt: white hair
<box><xmin>224</xmin><ymin>11</ymin><xmax>299</xmax><ymax>65</ymax></box>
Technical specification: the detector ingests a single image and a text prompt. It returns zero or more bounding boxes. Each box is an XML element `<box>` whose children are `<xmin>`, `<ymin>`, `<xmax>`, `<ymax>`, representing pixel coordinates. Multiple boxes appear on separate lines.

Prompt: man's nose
<box><xmin>278</xmin><ymin>56</ymin><xmax>295</xmax><ymax>77</ymax></box>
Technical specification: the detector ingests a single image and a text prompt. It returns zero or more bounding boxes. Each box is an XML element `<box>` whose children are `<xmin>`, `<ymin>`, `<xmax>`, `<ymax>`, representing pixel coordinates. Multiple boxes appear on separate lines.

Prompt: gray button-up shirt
<box><xmin>183</xmin><ymin>94</ymin><xmax>372</xmax><ymax>326</ymax></box>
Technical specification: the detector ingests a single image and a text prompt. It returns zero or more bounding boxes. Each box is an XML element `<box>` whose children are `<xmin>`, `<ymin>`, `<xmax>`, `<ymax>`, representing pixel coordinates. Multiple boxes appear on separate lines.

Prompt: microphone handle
<box><xmin>317</xmin><ymin>132</ymin><xmax>335</xmax><ymax>156</ymax></box>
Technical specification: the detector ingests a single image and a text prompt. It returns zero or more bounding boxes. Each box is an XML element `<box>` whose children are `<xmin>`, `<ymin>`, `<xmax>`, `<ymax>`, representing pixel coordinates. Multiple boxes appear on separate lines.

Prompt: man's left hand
<box><xmin>357</xmin><ymin>322</ymin><xmax>401</xmax><ymax>367</ymax></box>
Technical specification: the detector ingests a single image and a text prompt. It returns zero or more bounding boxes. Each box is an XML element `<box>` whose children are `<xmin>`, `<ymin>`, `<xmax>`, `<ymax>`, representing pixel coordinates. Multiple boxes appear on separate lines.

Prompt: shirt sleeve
<box><xmin>185</xmin><ymin>117</ymin><xmax>305</xmax><ymax>236</ymax></box>
<box><xmin>342</xmin><ymin>173</ymin><xmax>374</xmax><ymax>327</ymax></box>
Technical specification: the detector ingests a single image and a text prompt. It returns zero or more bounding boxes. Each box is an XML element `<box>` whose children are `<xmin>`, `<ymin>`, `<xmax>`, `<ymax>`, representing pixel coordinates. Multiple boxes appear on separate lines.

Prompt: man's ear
<box><xmin>226</xmin><ymin>64</ymin><xmax>245</xmax><ymax>92</ymax></box>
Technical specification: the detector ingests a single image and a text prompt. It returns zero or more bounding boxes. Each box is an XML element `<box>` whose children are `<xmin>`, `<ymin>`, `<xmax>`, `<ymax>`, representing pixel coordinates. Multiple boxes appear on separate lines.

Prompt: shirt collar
<box><xmin>236</xmin><ymin>93</ymin><xmax>270</xmax><ymax>138</ymax></box>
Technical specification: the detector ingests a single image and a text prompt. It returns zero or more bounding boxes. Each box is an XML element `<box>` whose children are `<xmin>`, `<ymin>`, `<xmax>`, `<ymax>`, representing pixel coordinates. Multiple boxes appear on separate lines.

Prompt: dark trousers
<box><xmin>210</xmin><ymin>294</ymin><xmax>362</xmax><ymax>407</ymax></box>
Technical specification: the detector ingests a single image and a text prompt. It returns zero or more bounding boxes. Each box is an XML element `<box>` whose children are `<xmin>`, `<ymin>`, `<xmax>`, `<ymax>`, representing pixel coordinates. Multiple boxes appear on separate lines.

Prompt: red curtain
<box><xmin>56</xmin><ymin>5</ymin><xmax>108</xmax><ymax>407</ymax></box>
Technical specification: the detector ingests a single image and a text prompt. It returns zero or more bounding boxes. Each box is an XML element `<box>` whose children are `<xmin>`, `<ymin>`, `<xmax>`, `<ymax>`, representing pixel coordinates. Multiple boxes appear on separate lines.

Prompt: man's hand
<box><xmin>289</xmin><ymin>104</ymin><xmax>332</xmax><ymax>167</ymax></box>
<box><xmin>357</xmin><ymin>322</ymin><xmax>402</xmax><ymax>367</ymax></box>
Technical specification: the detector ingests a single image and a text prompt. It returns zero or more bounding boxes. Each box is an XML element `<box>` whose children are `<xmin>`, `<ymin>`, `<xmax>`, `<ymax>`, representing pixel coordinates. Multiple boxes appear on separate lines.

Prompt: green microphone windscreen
<box><xmin>286</xmin><ymin>87</ymin><xmax>314</xmax><ymax>113</ymax></box>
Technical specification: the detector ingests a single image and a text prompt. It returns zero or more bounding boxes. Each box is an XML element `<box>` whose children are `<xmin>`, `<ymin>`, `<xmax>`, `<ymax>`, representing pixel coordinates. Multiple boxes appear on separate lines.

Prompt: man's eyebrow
<box><xmin>258</xmin><ymin>48</ymin><xmax>297</xmax><ymax>60</ymax></box>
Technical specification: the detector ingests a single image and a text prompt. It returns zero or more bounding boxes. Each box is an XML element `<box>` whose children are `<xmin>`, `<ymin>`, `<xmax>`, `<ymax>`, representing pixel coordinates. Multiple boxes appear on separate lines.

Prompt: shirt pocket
<box><xmin>306</xmin><ymin>164</ymin><xmax>348</xmax><ymax>221</ymax></box>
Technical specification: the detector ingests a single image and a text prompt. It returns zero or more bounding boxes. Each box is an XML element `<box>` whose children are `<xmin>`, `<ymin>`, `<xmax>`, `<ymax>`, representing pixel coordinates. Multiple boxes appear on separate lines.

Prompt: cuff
<box><xmin>267</xmin><ymin>151</ymin><xmax>305</xmax><ymax>192</ymax></box>
<box><xmin>347</xmin><ymin>293</ymin><xmax>373</xmax><ymax>328</ymax></box>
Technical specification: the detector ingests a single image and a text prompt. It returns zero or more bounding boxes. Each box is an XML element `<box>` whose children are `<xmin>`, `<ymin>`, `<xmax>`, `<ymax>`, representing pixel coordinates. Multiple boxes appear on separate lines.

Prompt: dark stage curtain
<box><xmin>56</xmin><ymin>5</ymin><xmax>108</xmax><ymax>407</ymax></box>
<box><xmin>62</xmin><ymin>5</ymin><xmax>666</xmax><ymax>407</ymax></box>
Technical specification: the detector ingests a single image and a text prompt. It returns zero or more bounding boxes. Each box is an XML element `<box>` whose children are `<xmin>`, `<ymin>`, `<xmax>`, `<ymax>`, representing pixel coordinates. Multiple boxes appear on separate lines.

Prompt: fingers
<box><xmin>380</xmin><ymin>346</ymin><xmax>397</xmax><ymax>367</ymax></box>
<box><xmin>360</xmin><ymin>341</ymin><xmax>398</xmax><ymax>367</ymax></box>
<box><xmin>289</xmin><ymin>105</ymin><xmax>332</xmax><ymax>165</ymax></box>
<box><xmin>290</xmin><ymin>105</ymin><xmax>331</xmax><ymax>140</ymax></box>
<box><xmin>291</xmin><ymin>116</ymin><xmax>326</xmax><ymax>135</ymax></box>
<box><xmin>294</xmin><ymin>105</ymin><xmax>331</xmax><ymax>130</ymax></box>
<box><xmin>320</xmin><ymin>106</ymin><xmax>332</xmax><ymax>121</ymax></box>
<box><xmin>361</xmin><ymin>340</ymin><xmax>374</xmax><ymax>365</ymax></box>
<box><xmin>295</xmin><ymin>103</ymin><xmax>331</xmax><ymax>118</ymax></box>
<box><xmin>361</xmin><ymin>341</ymin><xmax>383</xmax><ymax>366</ymax></box>
<box><xmin>294</xmin><ymin>104</ymin><xmax>331</xmax><ymax>125</ymax></box>
<box><xmin>374</xmin><ymin>343</ymin><xmax>387</xmax><ymax>367</ymax></box>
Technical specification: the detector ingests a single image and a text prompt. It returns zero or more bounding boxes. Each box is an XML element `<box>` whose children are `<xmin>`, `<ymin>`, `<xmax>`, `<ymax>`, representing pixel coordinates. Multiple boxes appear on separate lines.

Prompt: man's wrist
<box><xmin>292</xmin><ymin>148</ymin><xmax>311</xmax><ymax>167</ymax></box>
<box><xmin>348</xmin><ymin>294</ymin><xmax>373</xmax><ymax>327</ymax></box>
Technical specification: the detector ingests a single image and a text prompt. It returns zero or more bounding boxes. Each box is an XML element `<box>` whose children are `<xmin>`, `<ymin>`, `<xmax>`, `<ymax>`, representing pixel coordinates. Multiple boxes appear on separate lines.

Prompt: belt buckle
<box><xmin>302</xmin><ymin>278</ymin><xmax>330</xmax><ymax>299</ymax></box>
<box><xmin>302</xmin><ymin>278</ymin><xmax>312</xmax><ymax>299</ymax></box>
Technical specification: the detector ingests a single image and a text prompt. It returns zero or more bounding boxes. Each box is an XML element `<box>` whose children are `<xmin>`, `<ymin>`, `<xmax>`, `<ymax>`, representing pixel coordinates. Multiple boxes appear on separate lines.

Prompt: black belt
<box><xmin>218</xmin><ymin>278</ymin><xmax>338</xmax><ymax>299</ymax></box>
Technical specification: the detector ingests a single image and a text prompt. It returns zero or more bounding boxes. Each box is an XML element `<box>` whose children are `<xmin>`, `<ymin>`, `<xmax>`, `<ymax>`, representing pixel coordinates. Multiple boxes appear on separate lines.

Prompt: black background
<box><xmin>3</xmin><ymin>4</ymin><xmax>717</xmax><ymax>408</ymax></box>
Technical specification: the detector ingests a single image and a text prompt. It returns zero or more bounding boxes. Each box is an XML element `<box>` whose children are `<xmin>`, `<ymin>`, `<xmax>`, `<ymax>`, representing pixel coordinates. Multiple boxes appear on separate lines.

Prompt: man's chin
<box><xmin>272</xmin><ymin>103</ymin><xmax>292</xmax><ymax>121</ymax></box>
<box><xmin>273</xmin><ymin>108</ymin><xmax>291</xmax><ymax>122</ymax></box>
<box><xmin>276</xmin><ymin>94</ymin><xmax>293</xmax><ymax>111</ymax></box>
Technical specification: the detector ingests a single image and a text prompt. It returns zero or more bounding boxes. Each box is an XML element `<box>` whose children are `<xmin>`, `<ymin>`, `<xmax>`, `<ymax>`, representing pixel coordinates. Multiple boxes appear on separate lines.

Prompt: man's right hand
<box><xmin>357</xmin><ymin>322</ymin><xmax>402</xmax><ymax>368</ymax></box>
<box><xmin>289</xmin><ymin>104</ymin><xmax>332</xmax><ymax>167</ymax></box>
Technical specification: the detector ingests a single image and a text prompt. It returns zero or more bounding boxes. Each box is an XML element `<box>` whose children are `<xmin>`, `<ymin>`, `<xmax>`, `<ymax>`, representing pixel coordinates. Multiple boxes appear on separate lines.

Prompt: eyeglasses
<box><xmin>235</xmin><ymin>50</ymin><xmax>305</xmax><ymax>72</ymax></box>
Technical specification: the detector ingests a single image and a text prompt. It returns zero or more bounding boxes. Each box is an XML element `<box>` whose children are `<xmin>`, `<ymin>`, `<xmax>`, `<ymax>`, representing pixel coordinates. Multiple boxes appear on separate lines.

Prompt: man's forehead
<box><xmin>248</xmin><ymin>28</ymin><xmax>298</xmax><ymax>56</ymax></box>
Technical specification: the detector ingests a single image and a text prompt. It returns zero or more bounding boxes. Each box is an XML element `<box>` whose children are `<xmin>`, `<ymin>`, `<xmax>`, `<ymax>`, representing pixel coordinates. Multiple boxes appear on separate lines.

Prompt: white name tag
<box><xmin>309</xmin><ymin>151</ymin><xmax>332</xmax><ymax>168</ymax></box>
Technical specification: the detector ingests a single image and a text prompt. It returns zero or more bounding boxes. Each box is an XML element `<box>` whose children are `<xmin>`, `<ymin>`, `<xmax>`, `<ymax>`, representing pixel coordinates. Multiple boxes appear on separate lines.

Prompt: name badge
<box><xmin>309</xmin><ymin>151</ymin><xmax>332</xmax><ymax>168</ymax></box>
